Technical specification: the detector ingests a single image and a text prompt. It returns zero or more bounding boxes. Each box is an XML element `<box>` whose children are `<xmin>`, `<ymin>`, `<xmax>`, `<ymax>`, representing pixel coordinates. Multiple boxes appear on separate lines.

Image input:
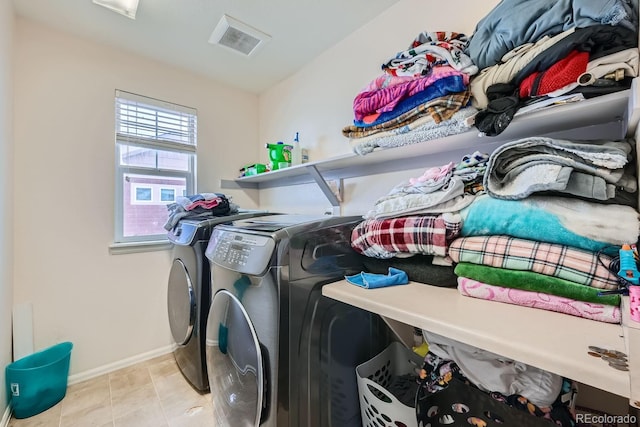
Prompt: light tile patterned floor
<box><xmin>8</xmin><ymin>353</ymin><xmax>214</xmax><ymax>427</ymax></box>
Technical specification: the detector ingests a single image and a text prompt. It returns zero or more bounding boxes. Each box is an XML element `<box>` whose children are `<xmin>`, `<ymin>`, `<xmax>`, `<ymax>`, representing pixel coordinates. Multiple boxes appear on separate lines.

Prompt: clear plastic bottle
<box><xmin>291</xmin><ymin>132</ymin><xmax>302</xmax><ymax>166</ymax></box>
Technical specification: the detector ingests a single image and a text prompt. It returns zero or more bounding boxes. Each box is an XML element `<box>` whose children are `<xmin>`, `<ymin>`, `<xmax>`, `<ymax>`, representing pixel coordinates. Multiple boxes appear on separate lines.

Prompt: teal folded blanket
<box><xmin>454</xmin><ymin>263</ymin><xmax>620</xmax><ymax>306</ymax></box>
<box><xmin>460</xmin><ymin>194</ymin><xmax>639</xmax><ymax>252</ymax></box>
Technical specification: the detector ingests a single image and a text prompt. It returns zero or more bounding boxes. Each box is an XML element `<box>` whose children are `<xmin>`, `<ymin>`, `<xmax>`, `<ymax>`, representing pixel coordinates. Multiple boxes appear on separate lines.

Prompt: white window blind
<box><xmin>115</xmin><ymin>90</ymin><xmax>197</xmax><ymax>152</ymax></box>
<box><xmin>114</xmin><ymin>90</ymin><xmax>197</xmax><ymax>245</ymax></box>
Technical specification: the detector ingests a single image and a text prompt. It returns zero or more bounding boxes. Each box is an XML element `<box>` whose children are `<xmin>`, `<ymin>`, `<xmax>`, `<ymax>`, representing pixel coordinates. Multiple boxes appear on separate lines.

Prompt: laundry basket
<box><xmin>6</xmin><ymin>341</ymin><xmax>73</xmax><ymax>418</ymax></box>
<box><xmin>356</xmin><ymin>341</ymin><xmax>423</xmax><ymax>427</ymax></box>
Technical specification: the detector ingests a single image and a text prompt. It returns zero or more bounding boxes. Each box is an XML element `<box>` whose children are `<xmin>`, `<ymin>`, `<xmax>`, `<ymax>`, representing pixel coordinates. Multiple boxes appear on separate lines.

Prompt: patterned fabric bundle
<box><xmin>416</xmin><ymin>351</ymin><xmax>576</xmax><ymax>426</ymax></box>
<box><xmin>350</xmin><ymin>214</ymin><xmax>462</xmax><ymax>259</ymax></box>
<box><xmin>164</xmin><ymin>193</ymin><xmax>236</xmax><ymax>231</ymax></box>
<box><xmin>458</xmin><ymin>276</ymin><xmax>621</xmax><ymax>323</ymax></box>
<box><xmin>454</xmin><ymin>263</ymin><xmax>621</xmax><ymax>306</ymax></box>
<box><xmin>342</xmin><ymin>91</ymin><xmax>471</xmax><ymax>139</ymax></box>
<box><xmin>382</xmin><ymin>31</ymin><xmax>478</xmax><ymax>77</ymax></box>
<box><xmin>353</xmin><ymin>66</ymin><xmax>469</xmax><ymax>121</ymax></box>
<box><xmin>449</xmin><ymin>235</ymin><xmax>619</xmax><ymax>290</ymax></box>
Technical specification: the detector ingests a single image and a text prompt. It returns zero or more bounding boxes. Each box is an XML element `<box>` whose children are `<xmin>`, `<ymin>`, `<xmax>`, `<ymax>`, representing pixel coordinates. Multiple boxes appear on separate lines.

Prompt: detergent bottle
<box><xmin>265</xmin><ymin>142</ymin><xmax>293</xmax><ymax>170</ymax></box>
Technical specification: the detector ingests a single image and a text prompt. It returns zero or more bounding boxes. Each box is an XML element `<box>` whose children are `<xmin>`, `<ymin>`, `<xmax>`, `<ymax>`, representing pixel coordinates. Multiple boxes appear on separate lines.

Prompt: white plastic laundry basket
<box><xmin>356</xmin><ymin>341</ymin><xmax>423</xmax><ymax>427</ymax></box>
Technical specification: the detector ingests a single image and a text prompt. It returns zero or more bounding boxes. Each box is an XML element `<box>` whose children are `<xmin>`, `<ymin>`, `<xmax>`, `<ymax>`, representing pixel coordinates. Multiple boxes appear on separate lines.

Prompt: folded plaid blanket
<box><xmin>350</xmin><ymin>214</ymin><xmax>461</xmax><ymax>259</ymax></box>
<box><xmin>449</xmin><ymin>236</ymin><xmax>619</xmax><ymax>290</ymax></box>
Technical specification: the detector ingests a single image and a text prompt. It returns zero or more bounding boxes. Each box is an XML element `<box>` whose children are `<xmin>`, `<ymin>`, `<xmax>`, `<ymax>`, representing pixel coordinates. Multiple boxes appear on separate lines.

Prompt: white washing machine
<box><xmin>166</xmin><ymin>211</ymin><xmax>272</xmax><ymax>391</ymax></box>
<box><xmin>204</xmin><ymin>214</ymin><xmax>393</xmax><ymax>426</ymax></box>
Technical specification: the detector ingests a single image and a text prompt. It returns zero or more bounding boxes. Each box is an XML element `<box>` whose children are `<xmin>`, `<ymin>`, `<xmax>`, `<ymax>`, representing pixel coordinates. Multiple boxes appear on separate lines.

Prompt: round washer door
<box><xmin>206</xmin><ymin>289</ymin><xmax>265</xmax><ymax>427</ymax></box>
<box><xmin>167</xmin><ymin>259</ymin><xmax>196</xmax><ymax>345</ymax></box>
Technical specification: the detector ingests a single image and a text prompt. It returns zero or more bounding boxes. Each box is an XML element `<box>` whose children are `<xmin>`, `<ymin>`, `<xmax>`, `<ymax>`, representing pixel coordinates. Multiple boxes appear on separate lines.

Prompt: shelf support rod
<box><xmin>305</xmin><ymin>165</ymin><xmax>340</xmax><ymax>207</ymax></box>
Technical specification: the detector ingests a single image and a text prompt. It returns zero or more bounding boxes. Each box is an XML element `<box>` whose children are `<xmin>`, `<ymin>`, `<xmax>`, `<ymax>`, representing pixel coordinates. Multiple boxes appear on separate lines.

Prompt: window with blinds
<box><xmin>114</xmin><ymin>90</ymin><xmax>197</xmax><ymax>243</ymax></box>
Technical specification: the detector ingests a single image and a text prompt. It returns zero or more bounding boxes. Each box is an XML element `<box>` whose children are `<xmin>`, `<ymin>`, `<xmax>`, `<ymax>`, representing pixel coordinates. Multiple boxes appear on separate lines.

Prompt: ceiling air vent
<box><xmin>208</xmin><ymin>15</ymin><xmax>271</xmax><ymax>57</ymax></box>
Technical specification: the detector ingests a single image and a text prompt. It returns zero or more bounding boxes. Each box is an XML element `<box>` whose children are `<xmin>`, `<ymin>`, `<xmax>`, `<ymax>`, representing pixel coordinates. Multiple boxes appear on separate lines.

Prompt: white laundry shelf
<box><xmin>221</xmin><ymin>88</ymin><xmax>632</xmax><ymax>206</ymax></box>
<box><xmin>323</xmin><ymin>280</ymin><xmax>629</xmax><ymax>399</ymax></box>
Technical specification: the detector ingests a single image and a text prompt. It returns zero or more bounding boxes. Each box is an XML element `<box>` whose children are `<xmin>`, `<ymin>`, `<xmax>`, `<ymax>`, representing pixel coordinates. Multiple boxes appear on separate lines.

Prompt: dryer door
<box><xmin>167</xmin><ymin>259</ymin><xmax>196</xmax><ymax>345</ymax></box>
<box><xmin>206</xmin><ymin>289</ymin><xmax>265</xmax><ymax>427</ymax></box>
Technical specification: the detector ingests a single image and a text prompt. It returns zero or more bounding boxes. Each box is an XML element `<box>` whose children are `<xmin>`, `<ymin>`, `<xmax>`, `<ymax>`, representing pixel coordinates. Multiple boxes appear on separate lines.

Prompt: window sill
<box><xmin>109</xmin><ymin>240</ymin><xmax>173</xmax><ymax>255</ymax></box>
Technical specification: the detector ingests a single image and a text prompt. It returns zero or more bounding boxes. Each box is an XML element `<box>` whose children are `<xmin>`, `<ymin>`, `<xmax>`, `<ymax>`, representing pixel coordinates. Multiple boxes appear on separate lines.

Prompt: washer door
<box><xmin>206</xmin><ymin>289</ymin><xmax>265</xmax><ymax>427</ymax></box>
<box><xmin>167</xmin><ymin>259</ymin><xmax>196</xmax><ymax>346</ymax></box>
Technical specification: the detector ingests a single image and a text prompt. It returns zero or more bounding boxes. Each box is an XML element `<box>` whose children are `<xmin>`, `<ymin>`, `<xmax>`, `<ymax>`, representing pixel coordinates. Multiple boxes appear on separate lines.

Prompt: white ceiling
<box><xmin>12</xmin><ymin>0</ymin><xmax>400</xmax><ymax>94</ymax></box>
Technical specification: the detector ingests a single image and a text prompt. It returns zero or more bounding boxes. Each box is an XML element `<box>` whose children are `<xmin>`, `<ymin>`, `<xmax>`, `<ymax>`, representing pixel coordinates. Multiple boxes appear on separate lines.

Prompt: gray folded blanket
<box><xmin>484</xmin><ymin>136</ymin><xmax>635</xmax><ymax>201</ymax></box>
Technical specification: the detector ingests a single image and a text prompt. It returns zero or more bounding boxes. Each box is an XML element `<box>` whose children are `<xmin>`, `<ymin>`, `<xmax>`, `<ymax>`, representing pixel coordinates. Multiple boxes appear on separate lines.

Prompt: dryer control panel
<box><xmin>168</xmin><ymin>221</ymin><xmax>202</xmax><ymax>246</ymax></box>
<box><xmin>206</xmin><ymin>230</ymin><xmax>276</xmax><ymax>276</ymax></box>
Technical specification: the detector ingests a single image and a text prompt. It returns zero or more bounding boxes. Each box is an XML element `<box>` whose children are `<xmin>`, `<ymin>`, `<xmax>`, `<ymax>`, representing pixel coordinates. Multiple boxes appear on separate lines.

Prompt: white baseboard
<box><xmin>1</xmin><ymin>405</ymin><xmax>11</xmax><ymax>427</ymax></box>
<box><xmin>0</xmin><ymin>347</ymin><xmax>176</xmax><ymax>425</ymax></box>
<box><xmin>1</xmin><ymin>346</ymin><xmax>177</xmax><ymax>424</ymax></box>
<box><xmin>68</xmin><ymin>345</ymin><xmax>175</xmax><ymax>385</ymax></box>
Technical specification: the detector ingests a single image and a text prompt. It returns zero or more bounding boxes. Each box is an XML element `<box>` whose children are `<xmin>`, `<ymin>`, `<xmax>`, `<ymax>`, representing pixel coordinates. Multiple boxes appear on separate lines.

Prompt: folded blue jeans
<box><xmin>345</xmin><ymin>267</ymin><xmax>409</xmax><ymax>289</ymax></box>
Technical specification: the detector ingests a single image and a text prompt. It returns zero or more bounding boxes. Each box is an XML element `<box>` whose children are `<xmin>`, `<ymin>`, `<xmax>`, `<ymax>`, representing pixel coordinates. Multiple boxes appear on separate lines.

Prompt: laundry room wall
<box><xmin>257</xmin><ymin>0</ymin><xmax>499</xmax><ymax>215</ymax></box>
<box><xmin>255</xmin><ymin>0</ymin><xmax>636</xmax><ymax>413</ymax></box>
<box><xmin>12</xmin><ymin>18</ymin><xmax>260</xmax><ymax>378</ymax></box>
<box><xmin>0</xmin><ymin>0</ymin><xmax>14</xmax><ymax>421</ymax></box>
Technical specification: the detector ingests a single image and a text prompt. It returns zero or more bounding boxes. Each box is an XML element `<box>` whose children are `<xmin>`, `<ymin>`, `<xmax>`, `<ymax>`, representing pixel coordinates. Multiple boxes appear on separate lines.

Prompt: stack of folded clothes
<box><xmin>343</xmin><ymin>32</ymin><xmax>480</xmax><ymax>155</ymax></box>
<box><xmin>350</xmin><ymin>152</ymin><xmax>489</xmax><ymax>287</ymax></box>
<box><xmin>448</xmin><ymin>134</ymin><xmax>640</xmax><ymax>323</ymax></box>
<box><xmin>450</xmin><ymin>234</ymin><xmax>623</xmax><ymax>323</ymax></box>
<box><xmin>465</xmin><ymin>0</ymin><xmax>638</xmax><ymax>136</ymax></box>
<box><xmin>164</xmin><ymin>193</ymin><xmax>238</xmax><ymax>231</ymax></box>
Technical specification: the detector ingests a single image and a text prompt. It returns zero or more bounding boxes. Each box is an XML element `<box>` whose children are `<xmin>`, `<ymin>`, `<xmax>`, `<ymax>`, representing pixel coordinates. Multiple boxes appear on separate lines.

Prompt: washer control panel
<box><xmin>207</xmin><ymin>230</ymin><xmax>276</xmax><ymax>276</ymax></box>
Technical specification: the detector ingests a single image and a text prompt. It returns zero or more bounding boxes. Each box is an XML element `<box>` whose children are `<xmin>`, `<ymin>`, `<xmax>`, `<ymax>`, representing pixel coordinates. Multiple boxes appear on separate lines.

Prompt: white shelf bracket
<box><xmin>304</xmin><ymin>165</ymin><xmax>341</xmax><ymax>207</ymax></box>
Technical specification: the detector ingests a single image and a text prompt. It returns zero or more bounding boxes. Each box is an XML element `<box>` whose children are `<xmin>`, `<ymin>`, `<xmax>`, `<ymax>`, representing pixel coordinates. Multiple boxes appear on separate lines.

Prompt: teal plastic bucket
<box><xmin>6</xmin><ymin>342</ymin><xmax>73</xmax><ymax>418</ymax></box>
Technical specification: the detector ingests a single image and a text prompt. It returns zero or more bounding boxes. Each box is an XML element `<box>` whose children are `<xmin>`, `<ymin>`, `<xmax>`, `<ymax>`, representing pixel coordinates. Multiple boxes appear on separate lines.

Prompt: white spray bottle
<box><xmin>291</xmin><ymin>131</ymin><xmax>303</xmax><ymax>166</ymax></box>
